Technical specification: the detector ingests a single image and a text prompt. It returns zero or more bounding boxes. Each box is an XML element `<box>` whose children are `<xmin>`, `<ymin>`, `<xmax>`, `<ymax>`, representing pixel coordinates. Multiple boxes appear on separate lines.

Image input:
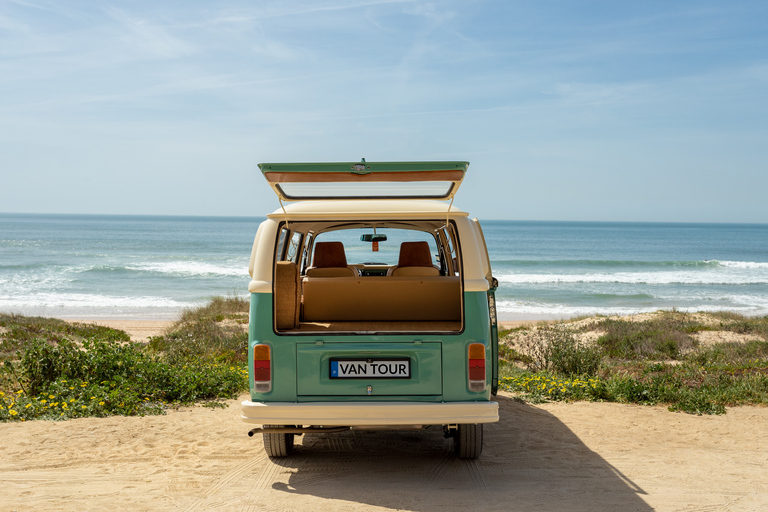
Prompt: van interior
<box><xmin>272</xmin><ymin>220</ymin><xmax>463</xmax><ymax>334</ymax></box>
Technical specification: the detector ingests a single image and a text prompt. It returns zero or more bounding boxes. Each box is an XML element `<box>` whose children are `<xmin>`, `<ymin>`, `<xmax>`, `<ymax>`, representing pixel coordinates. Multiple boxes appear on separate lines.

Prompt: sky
<box><xmin>1</xmin><ymin>0</ymin><xmax>767</xmax><ymax>223</ymax></box>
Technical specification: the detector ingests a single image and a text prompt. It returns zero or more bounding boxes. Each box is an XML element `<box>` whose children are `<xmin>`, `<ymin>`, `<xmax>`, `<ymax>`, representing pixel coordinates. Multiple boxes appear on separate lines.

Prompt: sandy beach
<box><xmin>1</xmin><ymin>390</ymin><xmax>766</xmax><ymax>511</ymax></box>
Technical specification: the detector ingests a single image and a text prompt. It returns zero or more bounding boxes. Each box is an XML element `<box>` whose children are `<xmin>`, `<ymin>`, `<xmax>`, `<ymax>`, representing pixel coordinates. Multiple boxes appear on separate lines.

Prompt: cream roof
<box><xmin>266</xmin><ymin>200</ymin><xmax>468</xmax><ymax>220</ymax></box>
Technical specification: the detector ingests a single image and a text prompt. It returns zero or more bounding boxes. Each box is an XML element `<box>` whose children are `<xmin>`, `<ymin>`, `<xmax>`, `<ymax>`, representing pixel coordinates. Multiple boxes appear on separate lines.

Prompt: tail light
<box><xmin>468</xmin><ymin>343</ymin><xmax>486</xmax><ymax>392</ymax></box>
<box><xmin>253</xmin><ymin>344</ymin><xmax>271</xmax><ymax>393</ymax></box>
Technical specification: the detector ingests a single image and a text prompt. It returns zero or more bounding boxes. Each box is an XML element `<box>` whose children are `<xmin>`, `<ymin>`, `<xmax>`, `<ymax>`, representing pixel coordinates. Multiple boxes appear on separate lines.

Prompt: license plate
<box><xmin>330</xmin><ymin>358</ymin><xmax>410</xmax><ymax>379</ymax></box>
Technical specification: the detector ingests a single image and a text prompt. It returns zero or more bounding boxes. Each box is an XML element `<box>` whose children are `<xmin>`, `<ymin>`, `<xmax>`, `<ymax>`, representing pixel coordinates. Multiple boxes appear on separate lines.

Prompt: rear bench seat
<box><xmin>302</xmin><ymin>276</ymin><xmax>461</xmax><ymax>322</ymax></box>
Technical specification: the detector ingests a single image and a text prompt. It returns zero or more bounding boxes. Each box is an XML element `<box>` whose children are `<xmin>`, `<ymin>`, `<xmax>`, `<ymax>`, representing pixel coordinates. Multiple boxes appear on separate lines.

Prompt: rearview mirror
<box><xmin>360</xmin><ymin>234</ymin><xmax>387</xmax><ymax>242</ymax></box>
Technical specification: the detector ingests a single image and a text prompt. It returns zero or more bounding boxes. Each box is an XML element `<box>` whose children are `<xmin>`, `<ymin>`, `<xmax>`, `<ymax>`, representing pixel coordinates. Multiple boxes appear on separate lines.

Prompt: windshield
<box><xmin>314</xmin><ymin>228</ymin><xmax>439</xmax><ymax>266</ymax></box>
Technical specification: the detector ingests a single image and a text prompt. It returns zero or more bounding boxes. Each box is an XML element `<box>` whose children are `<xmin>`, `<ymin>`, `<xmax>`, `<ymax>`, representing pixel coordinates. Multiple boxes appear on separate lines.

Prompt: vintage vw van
<box><xmin>241</xmin><ymin>161</ymin><xmax>499</xmax><ymax>459</ymax></box>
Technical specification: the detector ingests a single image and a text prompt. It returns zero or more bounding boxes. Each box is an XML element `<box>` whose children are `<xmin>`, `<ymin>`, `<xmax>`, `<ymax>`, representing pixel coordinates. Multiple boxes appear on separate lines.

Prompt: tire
<box><xmin>454</xmin><ymin>423</ymin><xmax>483</xmax><ymax>459</ymax></box>
<box><xmin>263</xmin><ymin>425</ymin><xmax>294</xmax><ymax>458</ymax></box>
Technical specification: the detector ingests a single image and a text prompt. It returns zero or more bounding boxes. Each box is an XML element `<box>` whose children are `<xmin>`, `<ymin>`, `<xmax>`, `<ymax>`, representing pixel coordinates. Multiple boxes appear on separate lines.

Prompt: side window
<box><xmin>286</xmin><ymin>231</ymin><xmax>303</xmax><ymax>263</ymax></box>
<box><xmin>275</xmin><ymin>227</ymin><xmax>289</xmax><ymax>261</ymax></box>
<box><xmin>441</xmin><ymin>225</ymin><xmax>459</xmax><ymax>276</ymax></box>
<box><xmin>301</xmin><ymin>233</ymin><xmax>314</xmax><ymax>273</ymax></box>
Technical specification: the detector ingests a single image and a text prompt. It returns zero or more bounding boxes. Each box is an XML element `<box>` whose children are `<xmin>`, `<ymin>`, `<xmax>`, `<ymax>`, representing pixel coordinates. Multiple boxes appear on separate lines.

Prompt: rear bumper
<box><xmin>241</xmin><ymin>400</ymin><xmax>499</xmax><ymax>426</ymax></box>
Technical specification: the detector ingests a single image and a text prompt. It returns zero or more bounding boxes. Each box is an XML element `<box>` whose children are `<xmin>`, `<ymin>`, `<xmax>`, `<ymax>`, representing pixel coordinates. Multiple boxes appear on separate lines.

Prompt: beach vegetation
<box><xmin>591</xmin><ymin>312</ymin><xmax>703</xmax><ymax>359</ymax></box>
<box><xmin>148</xmin><ymin>294</ymin><xmax>249</xmax><ymax>363</ymax></box>
<box><xmin>0</xmin><ymin>314</ymin><xmax>129</xmax><ymax>359</ymax></box>
<box><xmin>499</xmin><ymin>311</ymin><xmax>768</xmax><ymax>415</ymax></box>
<box><xmin>517</xmin><ymin>325</ymin><xmax>602</xmax><ymax>376</ymax></box>
<box><xmin>0</xmin><ymin>297</ymin><xmax>250</xmax><ymax>423</ymax></box>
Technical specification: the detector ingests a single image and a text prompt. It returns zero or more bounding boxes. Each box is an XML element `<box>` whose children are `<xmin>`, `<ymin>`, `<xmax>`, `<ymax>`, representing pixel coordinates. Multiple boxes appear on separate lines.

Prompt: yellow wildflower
<box><xmin>9</xmin><ymin>410</ymin><xmax>17</xmax><ymax>416</ymax></box>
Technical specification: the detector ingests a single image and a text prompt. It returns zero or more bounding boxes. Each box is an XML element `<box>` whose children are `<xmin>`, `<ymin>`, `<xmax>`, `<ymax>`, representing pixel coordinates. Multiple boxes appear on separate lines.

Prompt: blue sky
<box><xmin>1</xmin><ymin>0</ymin><xmax>767</xmax><ymax>222</ymax></box>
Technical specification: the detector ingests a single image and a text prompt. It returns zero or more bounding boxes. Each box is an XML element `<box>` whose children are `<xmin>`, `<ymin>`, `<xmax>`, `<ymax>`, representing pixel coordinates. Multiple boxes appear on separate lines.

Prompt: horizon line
<box><xmin>2</xmin><ymin>211</ymin><xmax>767</xmax><ymax>227</ymax></box>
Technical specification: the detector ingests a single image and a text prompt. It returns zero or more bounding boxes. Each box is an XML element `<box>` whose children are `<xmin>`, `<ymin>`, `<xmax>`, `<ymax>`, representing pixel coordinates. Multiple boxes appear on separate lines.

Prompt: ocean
<box><xmin>1</xmin><ymin>213</ymin><xmax>767</xmax><ymax>320</ymax></box>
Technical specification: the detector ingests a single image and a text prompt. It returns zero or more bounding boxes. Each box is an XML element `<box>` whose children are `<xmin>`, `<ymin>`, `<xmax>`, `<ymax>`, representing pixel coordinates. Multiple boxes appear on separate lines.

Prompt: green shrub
<box><xmin>6</xmin><ymin>336</ymin><xmax>247</xmax><ymax>409</ymax></box>
<box><xmin>595</xmin><ymin>316</ymin><xmax>700</xmax><ymax>359</ymax></box>
<box><xmin>149</xmin><ymin>295</ymin><xmax>249</xmax><ymax>364</ymax></box>
<box><xmin>520</xmin><ymin>326</ymin><xmax>602</xmax><ymax>377</ymax></box>
<box><xmin>498</xmin><ymin>342</ymin><xmax>533</xmax><ymax>365</ymax></box>
<box><xmin>1</xmin><ymin>300</ymin><xmax>251</xmax><ymax>422</ymax></box>
<box><xmin>687</xmin><ymin>340</ymin><xmax>768</xmax><ymax>367</ymax></box>
<box><xmin>499</xmin><ymin>311</ymin><xmax>768</xmax><ymax>415</ymax></box>
<box><xmin>0</xmin><ymin>313</ymin><xmax>129</xmax><ymax>359</ymax></box>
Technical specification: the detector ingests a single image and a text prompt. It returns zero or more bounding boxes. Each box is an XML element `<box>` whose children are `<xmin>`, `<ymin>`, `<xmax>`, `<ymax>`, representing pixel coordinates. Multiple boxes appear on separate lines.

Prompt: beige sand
<box><xmin>67</xmin><ymin>319</ymin><xmax>174</xmax><ymax>343</ymax></box>
<box><xmin>2</xmin><ymin>392</ymin><xmax>767</xmax><ymax>511</ymax></box>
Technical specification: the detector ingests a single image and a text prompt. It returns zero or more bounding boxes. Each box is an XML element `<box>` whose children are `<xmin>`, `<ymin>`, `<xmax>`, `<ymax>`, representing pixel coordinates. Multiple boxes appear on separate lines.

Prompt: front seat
<box><xmin>387</xmin><ymin>241</ymin><xmax>440</xmax><ymax>276</ymax></box>
<box><xmin>306</xmin><ymin>242</ymin><xmax>358</xmax><ymax>277</ymax></box>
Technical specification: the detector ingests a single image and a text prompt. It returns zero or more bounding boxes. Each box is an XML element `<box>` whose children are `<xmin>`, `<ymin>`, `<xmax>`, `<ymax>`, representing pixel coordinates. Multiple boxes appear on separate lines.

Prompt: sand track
<box><xmin>2</xmin><ymin>392</ymin><xmax>767</xmax><ymax>511</ymax></box>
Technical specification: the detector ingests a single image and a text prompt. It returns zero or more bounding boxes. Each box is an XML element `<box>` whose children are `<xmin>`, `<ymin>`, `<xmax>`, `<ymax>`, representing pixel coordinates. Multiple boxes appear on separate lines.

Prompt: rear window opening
<box><xmin>275</xmin><ymin>181</ymin><xmax>456</xmax><ymax>200</ymax></box>
<box><xmin>272</xmin><ymin>221</ymin><xmax>463</xmax><ymax>334</ymax></box>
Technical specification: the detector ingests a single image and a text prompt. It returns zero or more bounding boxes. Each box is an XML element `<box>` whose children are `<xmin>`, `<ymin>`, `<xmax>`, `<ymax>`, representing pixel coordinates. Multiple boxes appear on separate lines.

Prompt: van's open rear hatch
<box><xmin>259</xmin><ymin>161</ymin><xmax>468</xmax><ymax>202</ymax></box>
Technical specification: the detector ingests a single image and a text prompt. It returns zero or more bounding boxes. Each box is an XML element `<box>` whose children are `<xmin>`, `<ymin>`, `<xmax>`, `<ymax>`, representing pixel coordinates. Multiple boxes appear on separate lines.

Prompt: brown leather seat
<box><xmin>387</xmin><ymin>241</ymin><xmax>440</xmax><ymax>276</ymax></box>
<box><xmin>306</xmin><ymin>241</ymin><xmax>358</xmax><ymax>277</ymax></box>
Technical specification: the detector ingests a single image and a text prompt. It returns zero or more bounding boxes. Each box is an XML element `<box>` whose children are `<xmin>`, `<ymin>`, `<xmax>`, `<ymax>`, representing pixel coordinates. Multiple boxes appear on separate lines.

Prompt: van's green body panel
<box><xmin>248</xmin><ymin>291</ymin><xmax>493</xmax><ymax>403</ymax></box>
<box><xmin>296</xmin><ymin>342</ymin><xmax>442</xmax><ymax>396</ymax></box>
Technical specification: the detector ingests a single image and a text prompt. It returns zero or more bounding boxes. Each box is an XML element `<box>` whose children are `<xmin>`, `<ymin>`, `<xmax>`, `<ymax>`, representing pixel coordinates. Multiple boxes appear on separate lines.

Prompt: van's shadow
<box><xmin>265</xmin><ymin>395</ymin><xmax>652</xmax><ymax>511</ymax></box>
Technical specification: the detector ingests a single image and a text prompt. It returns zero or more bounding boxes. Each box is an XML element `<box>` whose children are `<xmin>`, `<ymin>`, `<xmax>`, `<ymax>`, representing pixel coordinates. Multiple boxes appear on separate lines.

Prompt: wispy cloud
<box><xmin>103</xmin><ymin>6</ymin><xmax>196</xmax><ymax>59</ymax></box>
<box><xmin>184</xmin><ymin>0</ymin><xmax>416</xmax><ymax>27</ymax></box>
<box><xmin>0</xmin><ymin>12</ymin><xmax>29</xmax><ymax>31</ymax></box>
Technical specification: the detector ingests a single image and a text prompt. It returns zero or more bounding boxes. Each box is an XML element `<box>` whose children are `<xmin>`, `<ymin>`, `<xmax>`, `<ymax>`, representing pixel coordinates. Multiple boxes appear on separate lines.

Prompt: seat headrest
<box><xmin>398</xmin><ymin>241</ymin><xmax>434</xmax><ymax>267</ymax></box>
<box><xmin>312</xmin><ymin>241</ymin><xmax>348</xmax><ymax>268</ymax></box>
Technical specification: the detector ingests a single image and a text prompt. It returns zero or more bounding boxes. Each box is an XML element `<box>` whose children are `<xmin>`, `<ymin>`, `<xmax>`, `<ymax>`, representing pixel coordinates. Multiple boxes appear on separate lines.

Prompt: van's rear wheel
<box><xmin>454</xmin><ymin>423</ymin><xmax>483</xmax><ymax>459</ymax></box>
<box><xmin>263</xmin><ymin>425</ymin><xmax>294</xmax><ymax>457</ymax></box>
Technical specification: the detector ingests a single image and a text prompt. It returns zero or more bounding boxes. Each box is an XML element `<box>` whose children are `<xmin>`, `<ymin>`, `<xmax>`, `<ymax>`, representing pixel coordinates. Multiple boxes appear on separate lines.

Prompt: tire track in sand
<box><xmin>461</xmin><ymin>458</ymin><xmax>491</xmax><ymax>500</ymax></box>
<box><xmin>420</xmin><ymin>445</ymin><xmax>455</xmax><ymax>492</ymax></box>
<box><xmin>253</xmin><ymin>456</ymin><xmax>286</xmax><ymax>491</ymax></box>
<box><xmin>180</xmin><ymin>453</ymin><xmax>266</xmax><ymax>512</ymax></box>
